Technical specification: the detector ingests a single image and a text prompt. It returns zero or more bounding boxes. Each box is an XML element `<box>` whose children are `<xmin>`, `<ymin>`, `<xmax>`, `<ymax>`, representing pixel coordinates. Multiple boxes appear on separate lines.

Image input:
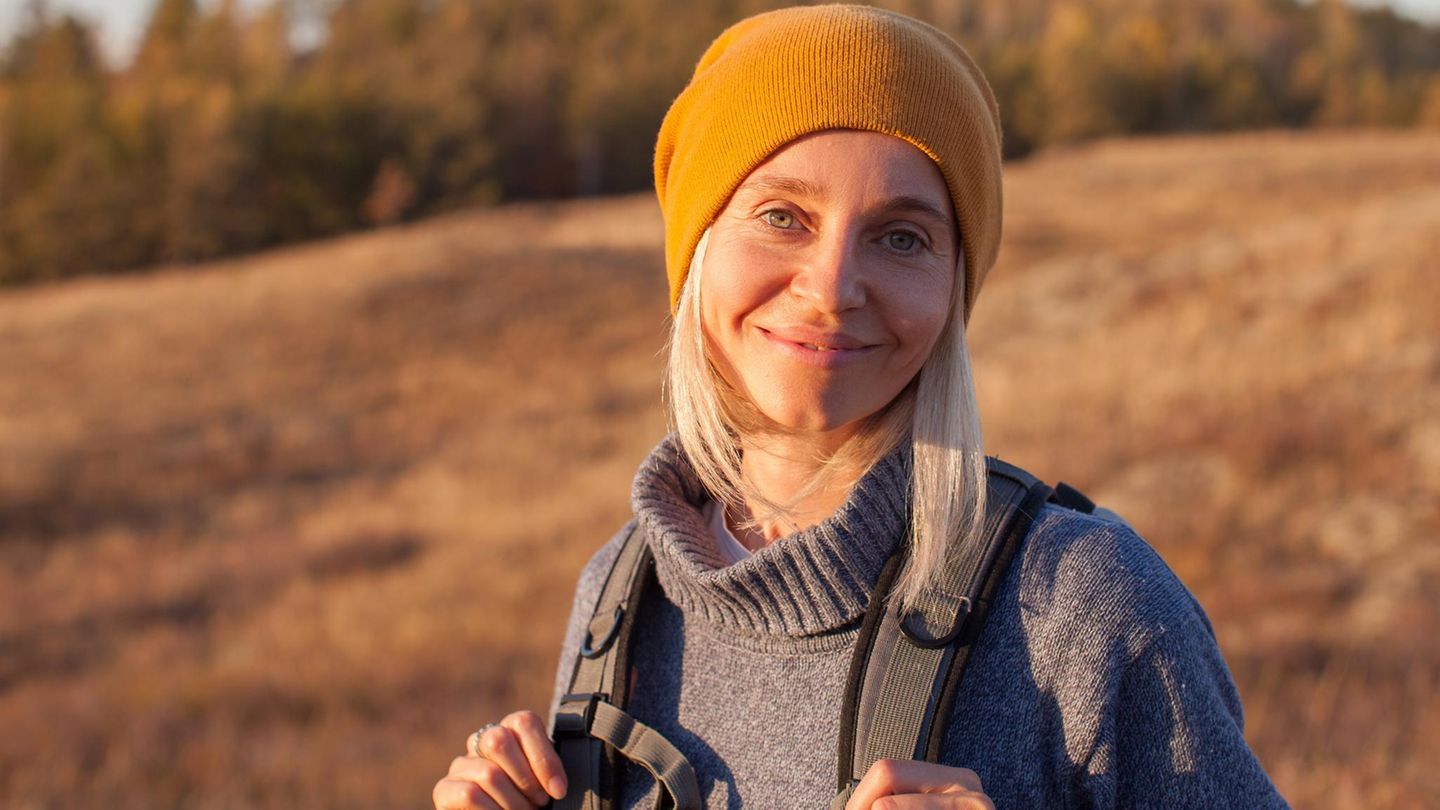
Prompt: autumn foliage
<box><xmin>1</xmin><ymin>0</ymin><xmax>1438</xmax><ymax>286</ymax></box>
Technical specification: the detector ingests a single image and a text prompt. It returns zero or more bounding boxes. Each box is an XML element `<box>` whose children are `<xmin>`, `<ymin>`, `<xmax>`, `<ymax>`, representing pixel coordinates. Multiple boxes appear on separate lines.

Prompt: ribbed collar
<box><xmin>630</xmin><ymin>434</ymin><xmax>911</xmax><ymax>639</ymax></box>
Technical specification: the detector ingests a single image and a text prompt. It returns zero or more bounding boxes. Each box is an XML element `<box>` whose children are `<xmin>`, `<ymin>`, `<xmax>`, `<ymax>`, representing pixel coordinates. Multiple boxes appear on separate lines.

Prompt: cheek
<box><xmin>889</xmin><ymin>277</ymin><xmax>955</xmax><ymax>362</ymax></box>
<box><xmin>698</xmin><ymin>240</ymin><xmax>788</xmax><ymax>336</ymax></box>
<box><xmin>698</xmin><ymin>244</ymin><xmax>765</xmax><ymax>384</ymax></box>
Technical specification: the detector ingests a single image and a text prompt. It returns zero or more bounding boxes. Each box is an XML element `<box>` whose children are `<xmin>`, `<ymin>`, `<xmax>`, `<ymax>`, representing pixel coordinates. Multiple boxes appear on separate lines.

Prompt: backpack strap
<box><xmin>551</xmin><ymin>523</ymin><xmax>702</xmax><ymax>810</ymax></box>
<box><xmin>830</xmin><ymin>457</ymin><xmax>1054</xmax><ymax>808</ymax></box>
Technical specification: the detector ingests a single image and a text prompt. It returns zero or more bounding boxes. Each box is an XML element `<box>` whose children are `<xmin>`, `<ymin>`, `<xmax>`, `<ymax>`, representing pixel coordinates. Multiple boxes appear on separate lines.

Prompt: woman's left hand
<box><xmin>845</xmin><ymin>759</ymin><xmax>995</xmax><ymax>810</ymax></box>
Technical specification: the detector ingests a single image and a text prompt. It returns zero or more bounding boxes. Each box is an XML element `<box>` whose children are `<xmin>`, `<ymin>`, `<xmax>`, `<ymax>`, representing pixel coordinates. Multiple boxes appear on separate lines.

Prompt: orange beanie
<box><xmin>654</xmin><ymin>4</ymin><xmax>1004</xmax><ymax>322</ymax></box>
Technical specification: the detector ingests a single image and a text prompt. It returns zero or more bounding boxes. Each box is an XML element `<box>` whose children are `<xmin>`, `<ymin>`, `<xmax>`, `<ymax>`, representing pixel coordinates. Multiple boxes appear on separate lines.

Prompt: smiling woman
<box><xmin>433</xmin><ymin>5</ymin><xmax>1290</xmax><ymax>810</ymax></box>
<box><xmin>700</xmin><ymin>131</ymin><xmax>956</xmax><ymax>439</ymax></box>
<box><xmin>671</xmin><ymin>128</ymin><xmax>967</xmax><ymax>559</ymax></box>
<box><xmin>680</xmin><ymin>130</ymin><xmax>963</xmax><ymax>551</ymax></box>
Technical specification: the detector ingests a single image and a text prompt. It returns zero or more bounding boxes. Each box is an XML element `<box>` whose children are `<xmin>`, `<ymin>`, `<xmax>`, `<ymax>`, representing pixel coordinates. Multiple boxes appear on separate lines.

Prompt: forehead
<box><xmin>732</xmin><ymin>130</ymin><xmax>954</xmax><ymax>217</ymax></box>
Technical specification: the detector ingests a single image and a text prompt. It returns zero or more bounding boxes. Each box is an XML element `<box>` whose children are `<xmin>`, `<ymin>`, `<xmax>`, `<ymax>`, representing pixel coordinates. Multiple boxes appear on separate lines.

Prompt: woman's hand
<box><xmin>433</xmin><ymin>710</ymin><xmax>569</xmax><ymax>809</ymax></box>
<box><xmin>846</xmin><ymin>759</ymin><xmax>995</xmax><ymax>810</ymax></box>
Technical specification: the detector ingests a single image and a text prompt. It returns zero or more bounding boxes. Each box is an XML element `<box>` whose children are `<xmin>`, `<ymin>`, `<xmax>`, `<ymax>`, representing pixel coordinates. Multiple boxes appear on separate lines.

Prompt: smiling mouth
<box><xmin>761</xmin><ymin>327</ymin><xmax>871</xmax><ymax>351</ymax></box>
<box><xmin>758</xmin><ymin>327</ymin><xmax>877</xmax><ymax>367</ymax></box>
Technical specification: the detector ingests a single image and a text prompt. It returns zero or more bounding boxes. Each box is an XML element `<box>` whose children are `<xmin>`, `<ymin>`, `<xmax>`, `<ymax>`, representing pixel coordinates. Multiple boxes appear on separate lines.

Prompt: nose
<box><xmin>787</xmin><ymin>228</ymin><xmax>866</xmax><ymax>313</ymax></box>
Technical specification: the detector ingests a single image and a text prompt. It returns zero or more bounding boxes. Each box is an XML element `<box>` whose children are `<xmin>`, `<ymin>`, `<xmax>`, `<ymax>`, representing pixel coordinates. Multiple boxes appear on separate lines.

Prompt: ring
<box><xmin>467</xmin><ymin>723</ymin><xmax>501</xmax><ymax>756</ymax></box>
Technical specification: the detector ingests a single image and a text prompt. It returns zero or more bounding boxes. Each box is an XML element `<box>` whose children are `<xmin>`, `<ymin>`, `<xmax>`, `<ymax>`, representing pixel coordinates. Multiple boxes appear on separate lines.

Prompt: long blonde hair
<box><xmin>663</xmin><ymin>228</ymin><xmax>988</xmax><ymax>611</ymax></box>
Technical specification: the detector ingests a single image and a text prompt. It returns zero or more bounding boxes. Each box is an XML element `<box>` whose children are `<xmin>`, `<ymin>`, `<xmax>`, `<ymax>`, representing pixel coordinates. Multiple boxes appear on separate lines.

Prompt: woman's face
<box><xmin>699</xmin><ymin>129</ymin><xmax>959</xmax><ymax>440</ymax></box>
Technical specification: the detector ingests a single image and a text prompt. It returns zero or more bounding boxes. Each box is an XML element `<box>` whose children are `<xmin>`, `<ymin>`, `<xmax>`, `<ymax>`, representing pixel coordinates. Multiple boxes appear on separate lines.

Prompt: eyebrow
<box><xmin>875</xmin><ymin>195</ymin><xmax>950</xmax><ymax>225</ymax></box>
<box><xmin>736</xmin><ymin>175</ymin><xmax>950</xmax><ymax>224</ymax></box>
<box><xmin>736</xmin><ymin>175</ymin><xmax>825</xmax><ymax>199</ymax></box>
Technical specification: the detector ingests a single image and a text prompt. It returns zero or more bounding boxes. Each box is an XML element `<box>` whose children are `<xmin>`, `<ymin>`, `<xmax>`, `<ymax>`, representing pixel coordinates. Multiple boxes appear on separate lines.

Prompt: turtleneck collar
<box><xmin>630</xmin><ymin>434</ymin><xmax>912</xmax><ymax>639</ymax></box>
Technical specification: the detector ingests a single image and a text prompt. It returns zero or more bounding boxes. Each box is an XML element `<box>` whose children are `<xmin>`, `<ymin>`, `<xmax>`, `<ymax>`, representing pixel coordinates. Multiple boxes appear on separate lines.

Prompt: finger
<box><xmin>502</xmin><ymin>710</ymin><xmax>568</xmax><ymax>800</ymax></box>
<box><xmin>433</xmin><ymin>776</ymin><xmax>503</xmax><ymax>810</ymax></box>
<box><xmin>446</xmin><ymin>757</ymin><xmax>535</xmax><ymax>810</ymax></box>
<box><xmin>847</xmin><ymin>759</ymin><xmax>985</xmax><ymax>809</ymax></box>
<box><xmin>873</xmin><ymin>793</ymin><xmax>995</xmax><ymax>810</ymax></box>
<box><xmin>474</xmin><ymin>724</ymin><xmax>551</xmax><ymax>806</ymax></box>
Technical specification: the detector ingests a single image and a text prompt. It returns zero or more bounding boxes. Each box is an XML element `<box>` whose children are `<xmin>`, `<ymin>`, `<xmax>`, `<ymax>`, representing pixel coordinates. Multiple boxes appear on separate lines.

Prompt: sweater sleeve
<box><xmin>546</xmin><ymin>521</ymin><xmax>633</xmax><ymax>728</ymax></box>
<box><xmin>1100</xmin><ymin>593</ymin><xmax>1289</xmax><ymax>808</ymax></box>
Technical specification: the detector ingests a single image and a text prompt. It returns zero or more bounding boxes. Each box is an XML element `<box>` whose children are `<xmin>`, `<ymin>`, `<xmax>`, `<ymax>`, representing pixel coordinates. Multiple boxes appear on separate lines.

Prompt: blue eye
<box><xmin>886</xmin><ymin>231</ymin><xmax>919</xmax><ymax>252</ymax></box>
<box><xmin>763</xmin><ymin>210</ymin><xmax>794</xmax><ymax>229</ymax></box>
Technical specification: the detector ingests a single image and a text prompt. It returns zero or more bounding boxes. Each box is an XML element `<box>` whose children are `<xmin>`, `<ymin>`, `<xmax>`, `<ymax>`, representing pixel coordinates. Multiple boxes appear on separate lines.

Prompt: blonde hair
<box><xmin>664</xmin><ymin>228</ymin><xmax>988</xmax><ymax>611</ymax></box>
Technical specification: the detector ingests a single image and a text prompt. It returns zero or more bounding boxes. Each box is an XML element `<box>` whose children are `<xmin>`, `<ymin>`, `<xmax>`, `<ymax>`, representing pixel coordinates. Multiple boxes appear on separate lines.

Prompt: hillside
<box><xmin>1</xmin><ymin>128</ymin><xmax>1437</xmax><ymax>807</ymax></box>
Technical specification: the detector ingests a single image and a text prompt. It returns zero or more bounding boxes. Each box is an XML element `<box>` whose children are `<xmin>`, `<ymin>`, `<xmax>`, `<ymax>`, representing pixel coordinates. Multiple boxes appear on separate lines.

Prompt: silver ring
<box><xmin>466</xmin><ymin>723</ymin><xmax>501</xmax><ymax>756</ymax></box>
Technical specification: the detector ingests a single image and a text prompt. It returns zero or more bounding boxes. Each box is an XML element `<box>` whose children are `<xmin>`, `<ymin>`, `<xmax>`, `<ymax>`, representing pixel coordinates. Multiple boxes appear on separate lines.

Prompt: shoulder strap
<box><xmin>830</xmin><ymin>457</ymin><xmax>1054</xmax><ymax>808</ymax></box>
<box><xmin>552</xmin><ymin>463</ymin><xmax>1091</xmax><ymax>810</ymax></box>
<box><xmin>551</xmin><ymin>523</ymin><xmax>701</xmax><ymax>810</ymax></box>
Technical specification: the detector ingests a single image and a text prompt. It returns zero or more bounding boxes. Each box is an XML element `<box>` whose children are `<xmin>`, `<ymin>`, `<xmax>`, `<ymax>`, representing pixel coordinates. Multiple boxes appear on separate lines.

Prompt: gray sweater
<box><xmin>548</xmin><ymin>437</ymin><xmax>1288</xmax><ymax>808</ymax></box>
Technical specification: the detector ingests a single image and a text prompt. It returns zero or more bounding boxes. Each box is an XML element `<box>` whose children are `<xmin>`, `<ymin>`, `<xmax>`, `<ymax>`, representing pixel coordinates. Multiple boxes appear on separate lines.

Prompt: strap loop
<box><xmin>898</xmin><ymin>596</ymin><xmax>972</xmax><ymax>648</ymax></box>
<box><xmin>581</xmin><ymin>606</ymin><xmax>625</xmax><ymax>658</ymax></box>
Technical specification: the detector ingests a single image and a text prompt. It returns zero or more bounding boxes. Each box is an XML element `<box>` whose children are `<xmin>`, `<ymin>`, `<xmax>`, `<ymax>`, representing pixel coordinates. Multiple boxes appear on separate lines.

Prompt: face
<box><xmin>699</xmin><ymin>129</ymin><xmax>959</xmax><ymax>441</ymax></box>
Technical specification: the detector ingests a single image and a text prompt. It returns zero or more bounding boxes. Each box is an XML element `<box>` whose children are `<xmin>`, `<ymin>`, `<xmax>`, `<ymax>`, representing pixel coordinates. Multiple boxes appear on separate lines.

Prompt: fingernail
<box><xmin>549</xmin><ymin>776</ymin><xmax>567</xmax><ymax>799</ymax></box>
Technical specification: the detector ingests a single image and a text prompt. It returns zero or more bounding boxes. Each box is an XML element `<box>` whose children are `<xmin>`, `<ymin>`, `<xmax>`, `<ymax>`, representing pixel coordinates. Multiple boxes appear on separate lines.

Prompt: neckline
<box><xmin>630</xmin><ymin>435</ymin><xmax>912</xmax><ymax>638</ymax></box>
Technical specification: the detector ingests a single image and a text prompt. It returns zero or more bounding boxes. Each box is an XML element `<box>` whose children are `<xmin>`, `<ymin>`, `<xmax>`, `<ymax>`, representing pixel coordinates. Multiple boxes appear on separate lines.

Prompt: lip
<box><xmin>758</xmin><ymin>326</ymin><xmax>878</xmax><ymax>368</ymax></box>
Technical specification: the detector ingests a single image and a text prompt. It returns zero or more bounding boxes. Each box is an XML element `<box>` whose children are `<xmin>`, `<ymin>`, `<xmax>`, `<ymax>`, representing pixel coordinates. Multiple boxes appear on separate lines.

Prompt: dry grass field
<box><xmin>1</xmin><ymin>128</ymin><xmax>1437</xmax><ymax>808</ymax></box>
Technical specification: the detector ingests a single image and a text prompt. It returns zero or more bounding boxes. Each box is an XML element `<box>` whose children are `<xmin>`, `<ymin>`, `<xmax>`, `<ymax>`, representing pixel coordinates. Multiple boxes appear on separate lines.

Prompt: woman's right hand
<box><xmin>433</xmin><ymin>710</ymin><xmax>570</xmax><ymax>809</ymax></box>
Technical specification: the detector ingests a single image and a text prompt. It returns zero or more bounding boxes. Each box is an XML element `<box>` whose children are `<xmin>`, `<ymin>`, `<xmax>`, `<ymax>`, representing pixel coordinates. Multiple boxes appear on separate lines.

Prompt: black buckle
<box><xmin>580</xmin><ymin>605</ymin><xmax>624</xmax><ymax>658</ymax></box>
<box><xmin>553</xmin><ymin>692</ymin><xmax>605</xmax><ymax>736</ymax></box>
<box><xmin>898</xmin><ymin>597</ymin><xmax>971</xmax><ymax>648</ymax></box>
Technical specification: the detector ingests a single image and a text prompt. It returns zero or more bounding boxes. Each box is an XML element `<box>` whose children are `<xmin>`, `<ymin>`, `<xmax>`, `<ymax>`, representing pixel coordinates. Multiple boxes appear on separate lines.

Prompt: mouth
<box><xmin>758</xmin><ymin>327</ymin><xmax>877</xmax><ymax>367</ymax></box>
<box><xmin>761</xmin><ymin>326</ymin><xmax>871</xmax><ymax>349</ymax></box>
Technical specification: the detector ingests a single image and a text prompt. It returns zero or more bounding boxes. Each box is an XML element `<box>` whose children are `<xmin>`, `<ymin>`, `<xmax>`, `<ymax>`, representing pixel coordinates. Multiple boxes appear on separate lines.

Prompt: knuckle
<box><xmin>450</xmin><ymin>755</ymin><xmax>473</xmax><ymax>774</ymax></box>
<box><xmin>519</xmin><ymin>770</ymin><xmax>544</xmax><ymax>792</ymax></box>
<box><xmin>479</xmin><ymin>727</ymin><xmax>510</xmax><ymax>758</ymax></box>
<box><xmin>508</xmin><ymin>768</ymin><xmax>540</xmax><ymax>794</ymax></box>
<box><xmin>514</xmin><ymin>710</ymin><xmax>546</xmax><ymax>735</ymax></box>
<box><xmin>474</xmin><ymin>760</ymin><xmax>504</xmax><ymax>789</ymax></box>
<box><xmin>464</xmin><ymin>781</ymin><xmax>492</xmax><ymax>807</ymax></box>
<box><xmin>873</xmin><ymin>758</ymin><xmax>903</xmax><ymax>781</ymax></box>
<box><xmin>506</xmin><ymin>709</ymin><xmax>537</xmax><ymax>727</ymax></box>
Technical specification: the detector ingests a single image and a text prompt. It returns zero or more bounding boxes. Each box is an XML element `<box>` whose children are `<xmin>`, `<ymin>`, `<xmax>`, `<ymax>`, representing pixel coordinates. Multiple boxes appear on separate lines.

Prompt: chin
<box><xmin>758</xmin><ymin>394</ymin><xmax>875</xmax><ymax>435</ymax></box>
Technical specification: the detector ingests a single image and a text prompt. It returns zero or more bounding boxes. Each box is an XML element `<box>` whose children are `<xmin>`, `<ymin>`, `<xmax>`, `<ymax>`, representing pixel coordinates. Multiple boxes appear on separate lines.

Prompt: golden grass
<box><xmin>0</xmin><ymin>128</ymin><xmax>1436</xmax><ymax>808</ymax></box>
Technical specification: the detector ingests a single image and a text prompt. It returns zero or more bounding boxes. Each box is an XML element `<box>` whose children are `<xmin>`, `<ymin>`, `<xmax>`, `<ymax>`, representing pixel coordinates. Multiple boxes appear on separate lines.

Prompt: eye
<box><xmin>762</xmin><ymin>209</ymin><xmax>795</xmax><ymax>229</ymax></box>
<box><xmin>885</xmin><ymin>230</ymin><xmax>921</xmax><ymax>252</ymax></box>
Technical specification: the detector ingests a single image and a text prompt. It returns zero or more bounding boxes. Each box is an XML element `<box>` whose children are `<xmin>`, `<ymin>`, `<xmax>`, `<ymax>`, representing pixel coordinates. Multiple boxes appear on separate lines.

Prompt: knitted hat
<box><xmin>653</xmin><ymin>4</ymin><xmax>1004</xmax><ymax>322</ymax></box>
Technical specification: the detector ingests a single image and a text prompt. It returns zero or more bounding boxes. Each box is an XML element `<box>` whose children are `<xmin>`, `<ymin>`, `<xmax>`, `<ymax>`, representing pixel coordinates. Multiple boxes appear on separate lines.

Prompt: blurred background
<box><xmin>0</xmin><ymin>0</ymin><xmax>1437</xmax><ymax>807</ymax></box>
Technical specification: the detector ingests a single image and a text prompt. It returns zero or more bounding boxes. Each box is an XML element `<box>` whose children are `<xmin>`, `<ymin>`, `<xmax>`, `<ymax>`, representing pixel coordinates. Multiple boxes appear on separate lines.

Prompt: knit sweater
<box><xmin>548</xmin><ymin>436</ymin><xmax>1289</xmax><ymax>809</ymax></box>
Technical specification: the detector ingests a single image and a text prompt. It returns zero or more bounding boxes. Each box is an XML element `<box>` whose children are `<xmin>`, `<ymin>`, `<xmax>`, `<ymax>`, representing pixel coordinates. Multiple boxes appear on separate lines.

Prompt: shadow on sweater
<box><xmin>621</xmin><ymin>597</ymin><xmax>742</xmax><ymax>809</ymax></box>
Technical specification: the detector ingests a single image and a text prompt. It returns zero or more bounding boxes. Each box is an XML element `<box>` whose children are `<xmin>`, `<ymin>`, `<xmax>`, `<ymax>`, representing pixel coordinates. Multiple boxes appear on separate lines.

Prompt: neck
<box><xmin>732</xmin><ymin>428</ymin><xmax>862</xmax><ymax>548</ymax></box>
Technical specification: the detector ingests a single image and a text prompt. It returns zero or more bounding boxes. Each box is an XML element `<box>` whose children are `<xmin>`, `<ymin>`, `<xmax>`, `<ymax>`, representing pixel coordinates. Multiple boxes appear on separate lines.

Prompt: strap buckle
<box><xmin>554</xmin><ymin>692</ymin><xmax>606</xmax><ymax>736</ymax></box>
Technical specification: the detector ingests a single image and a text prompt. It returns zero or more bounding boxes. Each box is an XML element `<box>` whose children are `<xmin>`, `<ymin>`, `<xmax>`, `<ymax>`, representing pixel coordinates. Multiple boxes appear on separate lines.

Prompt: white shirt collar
<box><xmin>701</xmin><ymin>496</ymin><xmax>753</xmax><ymax>566</ymax></box>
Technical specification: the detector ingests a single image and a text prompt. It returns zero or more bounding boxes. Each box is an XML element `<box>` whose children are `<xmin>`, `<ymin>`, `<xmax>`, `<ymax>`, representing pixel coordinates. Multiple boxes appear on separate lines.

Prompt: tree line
<box><xmin>2</xmin><ymin>0</ymin><xmax>1437</xmax><ymax>286</ymax></box>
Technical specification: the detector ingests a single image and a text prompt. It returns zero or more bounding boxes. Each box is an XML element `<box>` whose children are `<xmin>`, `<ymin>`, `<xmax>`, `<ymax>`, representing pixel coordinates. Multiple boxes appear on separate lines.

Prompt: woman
<box><xmin>434</xmin><ymin>5</ymin><xmax>1289</xmax><ymax>809</ymax></box>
